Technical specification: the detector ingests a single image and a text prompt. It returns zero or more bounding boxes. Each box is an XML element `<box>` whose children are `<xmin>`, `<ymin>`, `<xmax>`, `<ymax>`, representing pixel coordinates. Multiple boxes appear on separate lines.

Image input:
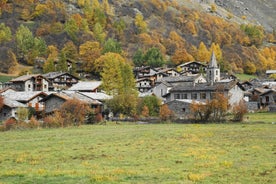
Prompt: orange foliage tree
<box><xmin>190</xmin><ymin>90</ymin><xmax>229</xmax><ymax>122</ymax></box>
<box><xmin>59</xmin><ymin>98</ymin><xmax>91</xmax><ymax>126</ymax></box>
<box><xmin>232</xmin><ymin>100</ymin><xmax>248</xmax><ymax>122</ymax></box>
<box><xmin>171</xmin><ymin>49</ymin><xmax>194</xmax><ymax>65</ymax></box>
<box><xmin>159</xmin><ymin>104</ymin><xmax>174</xmax><ymax>121</ymax></box>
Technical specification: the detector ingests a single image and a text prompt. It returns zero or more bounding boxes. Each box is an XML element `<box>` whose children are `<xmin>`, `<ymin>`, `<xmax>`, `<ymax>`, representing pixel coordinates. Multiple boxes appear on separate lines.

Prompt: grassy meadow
<box><xmin>0</xmin><ymin>114</ymin><xmax>275</xmax><ymax>183</ymax></box>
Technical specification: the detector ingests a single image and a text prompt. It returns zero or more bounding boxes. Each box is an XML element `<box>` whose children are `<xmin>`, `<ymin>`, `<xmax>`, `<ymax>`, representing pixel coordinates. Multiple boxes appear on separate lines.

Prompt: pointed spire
<box><xmin>209</xmin><ymin>51</ymin><xmax>218</xmax><ymax>68</ymax></box>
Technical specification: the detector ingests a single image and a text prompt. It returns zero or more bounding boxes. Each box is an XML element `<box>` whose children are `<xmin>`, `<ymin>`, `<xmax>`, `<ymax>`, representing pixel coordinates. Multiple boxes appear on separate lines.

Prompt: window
<box><xmin>181</xmin><ymin>94</ymin><xmax>187</xmax><ymax>99</ymax></box>
<box><xmin>174</xmin><ymin>94</ymin><xmax>180</xmax><ymax>99</ymax></box>
<box><xmin>192</xmin><ymin>93</ymin><xmax>197</xmax><ymax>99</ymax></box>
<box><xmin>216</xmin><ymin>70</ymin><xmax>218</xmax><ymax>75</ymax></box>
<box><xmin>161</xmin><ymin>89</ymin><xmax>163</xmax><ymax>96</ymax></box>
<box><xmin>200</xmin><ymin>93</ymin><xmax>206</xmax><ymax>99</ymax></box>
<box><xmin>266</xmin><ymin>96</ymin><xmax>269</xmax><ymax>102</ymax></box>
<box><xmin>182</xmin><ymin>108</ymin><xmax>186</xmax><ymax>112</ymax></box>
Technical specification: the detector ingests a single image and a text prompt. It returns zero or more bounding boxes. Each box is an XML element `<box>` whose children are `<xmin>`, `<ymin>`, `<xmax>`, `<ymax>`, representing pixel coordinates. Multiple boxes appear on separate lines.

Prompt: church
<box><xmin>164</xmin><ymin>52</ymin><xmax>244</xmax><ymax>119</ymax></box>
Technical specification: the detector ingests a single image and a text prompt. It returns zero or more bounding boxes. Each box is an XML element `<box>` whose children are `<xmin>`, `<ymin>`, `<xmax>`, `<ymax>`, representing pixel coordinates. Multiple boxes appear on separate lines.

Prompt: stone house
<box><xmin>0</xmin><ymin>97</ymin><xmax>26</xmax><ymax>122</ymax></box>
<box><xmin>43</xmin><ymin>72</ymin><xmax>79</xmax><ymax>91</ymax></box>
<box><xmin>40</xmin><ymin>91</ymin><xmax>102</xmax><ymax>116</ymax></box>
<box><xmin>166</xmin><ymin>99</ymin><xmax>204</xmax><ymax>120</ymax></box>
<box><xmin>260</xmin><ymin>89</ymin><xmax>276</xmax><ymax>111</ymax></box>
<box><xmin>1</xmin><ymin>91</ymin><xmax>48</xmax><ymax>112</ymax></box>
<box><xmin>153</xmin><ymin>75</ymin><xmax>206</xmax><ymax>101</ymax></box>
<box><xmin>6</xmin><ymin>74</ymin><xmax>49</xmax><ymax>92</ymax></box>
<box><xmin>164</xmin><ymin>81</ymin><xmax>244</xmax><ymax>107</ymax></box>
<box><xmin>178</xmin><ymin>61</ymin><xmax>207</xmax><ymax>74</ymax></box>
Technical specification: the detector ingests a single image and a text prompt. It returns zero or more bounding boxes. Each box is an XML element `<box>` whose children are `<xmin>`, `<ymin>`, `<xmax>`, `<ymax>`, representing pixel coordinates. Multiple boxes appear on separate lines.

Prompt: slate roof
<box><xmin>62</xmin><ymin>91</ymin><xmax>102</xmax><ymax>105</ymax></box>
<box><xmin>2</xmin><ymin>91</ymin><xmax>48</xmax><ymax>102</ymax></box>
<box><xmin>3</xmin><ymin>98</ymin><xmax>26</xmax><ymax>108</ymax></box>
<box><xmin>40</xmin><ymin>91</ymin><xmax>102</xmax><ymax>105</ymax></box>
<box><xmin>260</xmin><ymin>89</ymin><xmax>276</xmax><ymax>96</ymax></box>
<box><xmin>170</xmin><ymin>81</ymin><xmax>238</xmax><ymax>92</ymax></box>
<box><xmin>43</xmin><ymin>72</ymin><xmax>79</xmax><ymax>80</ymax></box>
<box><xmin>178</xmin><ymin>61</ymin><xmax>207</xmax><ymax>67</ymax></box>
<box><xmin>10</xmin><ymin>74</ymin><xmax>48</xmax><ymax>82</ymax></box>
<box><xmin>156</xmin><ymin>75</ymin><xmax>201</xmax><ymax>84</ymax></box>
<box><xmin>68</xmin><ymin>81</ymin><xmax>102</xmax><ymax>91</ymax></box>
<box><xmin>80</xmin><ymin>92</ymin><xmax>112</xmax><ymax>101</ymax></box>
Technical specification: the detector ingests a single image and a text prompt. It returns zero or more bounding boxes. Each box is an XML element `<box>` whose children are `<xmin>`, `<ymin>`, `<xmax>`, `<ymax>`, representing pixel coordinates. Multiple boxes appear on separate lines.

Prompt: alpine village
<box><xmin>0</xmin><ymin>0</ymin><xmax>275</xmax><ymax>183</ymax></box>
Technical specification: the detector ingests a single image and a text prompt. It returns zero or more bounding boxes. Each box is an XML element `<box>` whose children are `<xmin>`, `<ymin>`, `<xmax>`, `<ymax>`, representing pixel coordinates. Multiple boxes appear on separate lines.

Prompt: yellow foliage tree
<box><xmin>135</xmin><ymin>14</ymin><xmax>147</xmax><ymax>33</ymax></box>
<box><xmin>186</xmin><ymin>21</ymin><xmax>197</xmax><ymax>35</ymax></box>
<box><xmin>79</xmin><ymin>41</ymin><xmax>102</xmax><ymax>73</ymax></box>
<box><xmin>210</xmin><ymin>42</ymin><xmax>222</xmax><ymax>61</ymax></box>
<box><xmin>196</xmin><ymin>42</ymin><xmax>210</xmax><ymax>62</ymax></box>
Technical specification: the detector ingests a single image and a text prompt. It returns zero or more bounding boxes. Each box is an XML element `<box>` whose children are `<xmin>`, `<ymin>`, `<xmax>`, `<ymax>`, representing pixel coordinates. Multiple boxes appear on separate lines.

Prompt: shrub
<box><xmin>3</xmin><ymin>118</ymin><xmax>17</xmax><ymax>131</ymax></box>
<box><xmin>159</xmin><ymin>104</ymin><xmax>174</xmax><ymax>121</ymax></box>
<box><xmin>43</xmin><ymin>111</ymin><xmax>63</xmax><ymax>128</ymax></box>
<box><xmin>28</xmin><ymin>116</ymin><xmax>40</xmax><ymax>129</ymax></box>
<box><xmin>232</xmin><ymin>100</ymin><xmax>248</xmax><ymax>122</ymax></box>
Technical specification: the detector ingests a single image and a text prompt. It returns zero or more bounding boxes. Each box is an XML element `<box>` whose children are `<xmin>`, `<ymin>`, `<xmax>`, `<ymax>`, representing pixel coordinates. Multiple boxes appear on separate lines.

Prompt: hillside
<box><xmin>216</xmin><ymin>0</ymin><xmax>276</xmax><ymax>32</ymax></box>
<box><xmin>0</xmin><ymin>0</ymin><xmax>275</xmax><ymax>77</ymax></box>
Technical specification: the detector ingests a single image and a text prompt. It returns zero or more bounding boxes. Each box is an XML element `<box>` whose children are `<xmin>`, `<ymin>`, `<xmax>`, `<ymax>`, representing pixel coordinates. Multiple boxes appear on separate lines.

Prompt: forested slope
<box><xmin>0</xmin><ymin>0</ymin><xmax>275</xmax><ymax>77</ymax></box>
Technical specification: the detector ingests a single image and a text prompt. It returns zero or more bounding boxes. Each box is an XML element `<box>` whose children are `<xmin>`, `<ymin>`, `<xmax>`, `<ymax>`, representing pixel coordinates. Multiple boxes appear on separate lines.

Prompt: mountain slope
<box><xmin>0</xmin><ymin>0</ymin><xmax>275</xmax><ymax>76</ymax></box>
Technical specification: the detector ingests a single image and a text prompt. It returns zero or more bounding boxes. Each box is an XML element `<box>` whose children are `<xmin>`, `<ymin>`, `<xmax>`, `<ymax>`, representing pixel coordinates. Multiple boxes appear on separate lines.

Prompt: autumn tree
<box><xmin>65</xmin><ymin>17</ymin><xmax>80</xmax><ymax>43</ymax></box>
<box><xmin>43</xmin><ymin>45</ymin><xmax>59</xmax><ymax>73</ymax></box>
<box><xmin>196</xmin><ymin>42</ymin><xmax>210</xmax><ymax>62</ymax></box>
<box><xmin>59</xmin><ymin>98</ymin><xmax>91</xmax><ymax>126</ymax></box>
<box><xmin>0</xmin><ymin>23</ymin><xmax>12</xmax><ymax>43</ymax></box>
<box><xmin>244</xmin><ymin>61</ymin><xmax>256</xmax><ymax>75</ymax></box>
<box><xmin>232</xmin><ymin>100</ymin><xmax>248</xmax><ymax>122</ymax></box>
<box><xmin>141</xmin><ymin>106</ymin><xmax>149</xmax><ymax>117</ymax></box>
<box><xmin>100</xmin><ymin>53</ymin><xmax>138</xmax><ymax>116</ymax></box>
<box><xmin>171</xmin><ymin>48</ymin><xmax>194</xmax><ymax>65</ymax></box>
<box><xmin>17</xmin><ymin>107</ymin><xmax>29</xmax><ymax>122</ymax></box>
<box><xmin>159</xmin><ymin>104</ymin><xmax>174</xmax><ymax>121</ymax></box>
<box><xmin>93</xmin><ymin>22</ymin><xmax>106</xmax><ymax>44</ymax></box>
<box><xmin>138</xmin><ymin>95</ymin><xmax>161</xmax><ymax>117</ymax></box>
<box><xmin>210</xmin><ymin>42</ymin><xmax>222</xmax><ymax>61</ymax></box>
<box><xmin>113</xmin><ymin>19</ymin><xmax>126</xmax><ymax>38</ymax></box>
<box><xmin>241</xmin><ymin>24</ymin><xmax>265</xmax><ymax>46</ymax></box>
<box><xmin>79</xmin><ymin>41</ymin><xmax>102</xmax><ymax>73</ymax></box>
<box><xmin>135</xmin><ymin>13</ymin><xmax>147</xmax><ymax>33</ymax></box>
<box><xmin>190</xmin><ymin>90</ymin><xmax>229</xmax><ymax>122</ymax></box>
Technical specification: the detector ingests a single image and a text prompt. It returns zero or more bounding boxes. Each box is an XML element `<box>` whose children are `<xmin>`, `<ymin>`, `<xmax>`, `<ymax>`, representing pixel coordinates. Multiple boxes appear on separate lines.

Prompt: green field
<box><xmin>0</xmin><ymin>121</ymin><xmax>275</xmax><ymax>183</ymax></box>
<box><xmin>235</xmin><ymin>73</ymin><xmax>257</xmax><ymax>81</ymax></box>
<box><xmin>0</xmin><ymin>75</ymin><xmax>14</xmax><ymax>83</ymax></box>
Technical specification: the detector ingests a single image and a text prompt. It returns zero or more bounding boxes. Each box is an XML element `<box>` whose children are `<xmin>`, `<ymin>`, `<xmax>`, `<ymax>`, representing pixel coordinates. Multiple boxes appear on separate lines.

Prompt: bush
<box><xmin>159</xmin><ymin>104</ymin><xmax>174</xmax><ymax>121</ymax></box>
<box><xmin>42</xmin><ymin>111</ymin><xmax>63</xmax><ymax>128</ymax></box>
<box><xmin>28</xmin><ymin>116</ymin><xmax>40</xmax><ymax>129</ymax></box>
<box><xmin>3</xmin><ymin>118</ymin><xmax>17</xmax><ymax>131</ymax></box>
<box><xmin>232</xmin><ymin>100</ymin><xmax>248</xmax><ymax>122</ymax></box>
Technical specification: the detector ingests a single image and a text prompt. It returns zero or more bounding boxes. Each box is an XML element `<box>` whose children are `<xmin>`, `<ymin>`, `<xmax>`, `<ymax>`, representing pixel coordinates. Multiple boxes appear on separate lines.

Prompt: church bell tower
<box><xmin>206</xmin><ymin>51</ymin><xmax>220</xmax><ymax>84</ymax></box>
